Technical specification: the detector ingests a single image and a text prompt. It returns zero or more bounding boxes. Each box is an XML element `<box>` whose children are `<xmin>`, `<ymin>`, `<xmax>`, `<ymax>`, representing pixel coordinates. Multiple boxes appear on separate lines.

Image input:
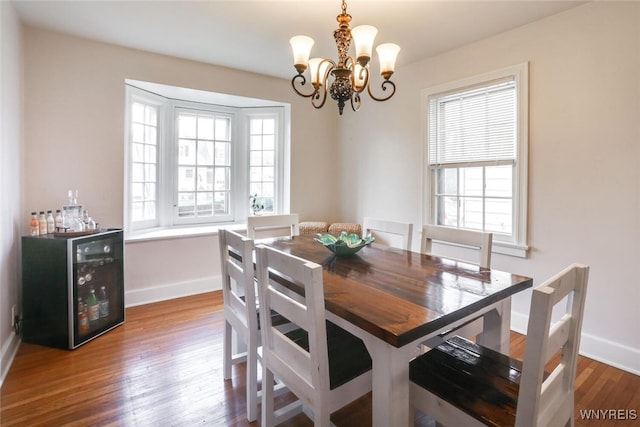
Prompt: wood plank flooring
<box><xmin>1</xmin><ymin>291</ymin><xmax>637</xmax><ymax>426</ymax></box>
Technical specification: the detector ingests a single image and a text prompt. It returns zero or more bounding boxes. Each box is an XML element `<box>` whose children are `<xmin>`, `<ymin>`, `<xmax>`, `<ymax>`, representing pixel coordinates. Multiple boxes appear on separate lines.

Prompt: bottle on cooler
<box><xmin>46</xmin><ymin>210</ymin><xmax>55</xmax><ymax>234</ymax></box>
<box><xmin>98</xmin><ymin>285</ymin><xmax>109</xmax><ymax>318</ymax></box>
<box><xmin>86</xmin><ymin>288</ymin><xmax>100</xmax><ymax>326</ymax></box>
<box><xmin>54</xmin><ymin>209</ymin><xmax>63</xmax><ymax>231</ymax></box>
<box><xmin>78</xmin><ymin>297</ymin><xmax>89</xmax><ymax>335</ymax></box>
<box><xmin>38</xmin><ymin>211</ymin><xmax>47</xmax><ymax>235</ymax></box>
<box><xmin>29</xmin><ymin>212</ymin><xmax>39</xmax><ymax>236</ymax></box>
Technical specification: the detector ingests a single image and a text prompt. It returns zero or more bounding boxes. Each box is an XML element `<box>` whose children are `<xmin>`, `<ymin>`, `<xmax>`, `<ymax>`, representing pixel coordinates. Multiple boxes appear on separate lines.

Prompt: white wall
<box><xmin>0</xmin><ymin>0</ymin><xmax>23</xmax><ymax>385</ymax></box>
<box><xmin>337</xmin><ymin>1</ymin><xmax>640</xmax><ymax>374</ymax></box>
<box><xmin>20</xmin><ymin>29</ymin><xmax>339</xmax><ymax>317</ymax></box>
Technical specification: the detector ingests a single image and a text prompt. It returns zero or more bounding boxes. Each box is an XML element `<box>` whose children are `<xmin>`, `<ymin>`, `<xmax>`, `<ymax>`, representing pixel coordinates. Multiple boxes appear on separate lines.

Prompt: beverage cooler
<box><xmin>21</xmin><ymin>229</ymin><xmax>124</xmax><ymax>349</ymax></box>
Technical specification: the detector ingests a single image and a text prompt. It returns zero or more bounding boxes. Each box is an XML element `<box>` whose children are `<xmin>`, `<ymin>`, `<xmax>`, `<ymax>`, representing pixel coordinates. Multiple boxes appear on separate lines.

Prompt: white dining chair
<box><xmin>421</xmin><ymin>224</ymin><xmax>493</xmax><ymax>268</ymax></box>
<box><xmin>362</xmin><ymin>217</ymin><xmax>413</xmax><ymax>250</ymax></box>
<box><xmin>420</xmin><ymin>225</ymin><xmax>495</xmax><ymax>347</ymax></box>
<box><xmin>255</xmin><ymin>244</ymin><xmax>373</xmax><ymax>427</ymax></box>
<box><xmin>410</xmin><ymin>263</ymin><xmax>589</xmax><ymax>427</ymax></box>
<box><xmin>247</xmin><ymin>213</ymin><xmax>300</xmax><ymax>239</ymax></box>
<box><xmin>218</xmin><ymin>229</ymin><xmax>290</xmax><ymax>422</ymax></box>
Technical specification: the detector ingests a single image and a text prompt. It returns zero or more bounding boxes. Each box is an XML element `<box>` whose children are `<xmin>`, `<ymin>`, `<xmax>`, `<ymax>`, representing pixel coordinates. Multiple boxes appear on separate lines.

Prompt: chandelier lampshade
<box><xmin>289</xmin><ymin>0</ymin><xmax>400</xmax><ymax>115</ymax></box>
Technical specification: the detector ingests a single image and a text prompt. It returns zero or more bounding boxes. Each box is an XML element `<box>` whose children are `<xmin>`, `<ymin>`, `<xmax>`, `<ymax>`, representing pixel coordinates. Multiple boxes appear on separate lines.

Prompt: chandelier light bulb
<box><xmin>309</xmin><ymin>58</ymin><xmax>331</xmax><ymax>86</ymax></box>
<box><xmin>351</xmin><ymin>25</ymin><xmax>378</xmax><ymax>66</ymax></box>
<box><xmin>290</xmin><ymin>35</ymin><xmax>315</xmax><ymax>73</ymax></box>
<box><xmin>376</xmin><ymin>43</ymin><xmax>401</xmax><ymax>79</ymax></box>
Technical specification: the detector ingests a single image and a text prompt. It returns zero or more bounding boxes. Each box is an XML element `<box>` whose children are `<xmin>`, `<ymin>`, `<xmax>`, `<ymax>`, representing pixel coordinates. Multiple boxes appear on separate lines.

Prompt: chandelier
<box><xmin>289</xmin><ymin>0</ymin><xmax>400</xmax><ymax>115</ymax></box>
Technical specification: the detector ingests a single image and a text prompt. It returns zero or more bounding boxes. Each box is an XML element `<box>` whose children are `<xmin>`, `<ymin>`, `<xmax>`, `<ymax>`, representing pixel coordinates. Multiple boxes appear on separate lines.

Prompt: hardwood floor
<box><xmin>1</xmin><ymin>291</ymin><xmax>637</xmax><ymax>426</ymax></box>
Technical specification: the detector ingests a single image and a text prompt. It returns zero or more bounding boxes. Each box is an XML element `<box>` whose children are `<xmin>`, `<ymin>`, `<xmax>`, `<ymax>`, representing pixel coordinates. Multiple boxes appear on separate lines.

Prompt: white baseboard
<box><xmin>125</xmin><ymin>275</ymin><xmax>223</xmax><ymax>308</ymax></box>
<box><xmin>511</xmin><ymin>310</ymin><xmax>639</xmax><ymax>376</ymax></box>
<box><xmin>1</xmin><ymin>331</ymin><xmax>21</xmax><ymax>388</ymax></box>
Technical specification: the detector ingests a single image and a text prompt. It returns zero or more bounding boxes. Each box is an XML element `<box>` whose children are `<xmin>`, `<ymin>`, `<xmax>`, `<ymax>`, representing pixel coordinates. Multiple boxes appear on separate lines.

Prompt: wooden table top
<box><xmin>262</xmin><ymin>235</ymin><xmax>533</xmax><ymax>348</ymax></box>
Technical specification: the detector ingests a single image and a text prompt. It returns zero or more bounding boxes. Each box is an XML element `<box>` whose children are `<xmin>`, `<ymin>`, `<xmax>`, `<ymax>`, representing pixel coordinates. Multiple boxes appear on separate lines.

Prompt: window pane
<box><xmin>132</xmin><ymin>123</ymin><xmax>145</xmax><ymax>143</ymax></box>
<box><xmin>250</xmin><ymin>135</ymin><xmax>262</xmax><ymax>150</ymax></box>
<box><xmin>460</xmin><ymin>167</ymin><xmax>483</xmax><ymax>197</ymax></box>
<box><xmin>132</xmin><ymin>143</ymin><xmax>144</xmax><ymax>162</ymax></box>
<box><xmin>214</xmin><ymin>192</ymin><xmax>229</xmax><ymax>214</ymax></box>
<box><xmin>460</xmin><ymin>197</ymin><xmax>483</xmax><ymax>230</ymax></box>
<box><xmin>178</xmin><ymin>192</ymin><xmax>195</xmax><ymax>217</ymax></box>
<box><xmin>436</xmin><ymin>195</ymin><xmax>458</xmax><ymax>227</ymax></box>
<box><xmin>144</xmin><ymin>183</ymin><xmax>156</xmax><ymax>200</ymax></box>
<box><xmin>215</xmin><ymin>142</ymin><xmax>230</xmax><ymax>165</ymax></box>
<box><xmin>145</xmin><ymin>164</ymin><xmax>156</xmax><ymax>182</ymax></box>
<box><xmin>197</xmin><ymin>116</ymin><xmax>214</xmax><ymax>140</ymax></box>
<box><xmin>179</xmin><ymin>114</ymin><xmax>197</xmax><ymax>139</ymax></box>
<box><xmin>262</xmin><ymin>135</ymin><xmax>275</xmax><ymax>150</ymax></box>
<box><xmin>250</xmin><ymin>118</ymin><xmax>262</xmax><ymax>134</ymax></box>
<box><xmin>262</xmin><ymin>118</ymin><xmax>275</xmax><ymax>134</ymax></box>
<box><xmin>132</xmin><ymin>103</ymin><xmax>145</xmax><ymax>123</ymax></box>
<box><xmin>486</xmin><ymin>165</ymin><xmax>512</xmax><ymax>198</ymax></box>
<box><xmin>196</xmin><ymin>192</ymin><xmax>213</xmax><ymax>216</ymax></box>
<box><xmin>196</xmin><ymin>167</ymin><xmax>214</xmax><ymax>191</ymax></box>
<box><xmin>179</xmin><ymin>139</ymin><xmax>196</xmax><ymax>165</ymax></box>
<box><xmin>215</xmin><ymin>118</ymin><xmax>230</xmax><ymax>141</ymax></box>
<box><xmin>262</xmin><ymin>150</ymin><xmax>275</xmax><ymax>166</ymax></box>
<box><xmin>132</xmin><ymin>163</ymin><xmax>144</xmax><ymax>181</ymax></box>
<box><xmin>132</xmin><ymin>183</ymin><xmax>144</xmax><ymax>201</ymax></box>
<box><xmin>143</xmin><ymin>201</ymin><xmax>156</xmax><ymax>220</ymax></box>
<box><xmin>144</xmin><ymin>145</ymin><xmax>156</xmax><ymax>163</ymax></box>
<box><xmin>485</xmin><ymin>198</ymin><xmax>512</xmax><ymax>234</ymax></box>
<box><xmin>179</xmin><ymin>167</ymin><xmax>196</xmax><ymax>191</ymax></box>
<box><xmin>250</xmin><ymin>151</ymin><xmax>262</xmax><ymax>165</ymax></box>
<box><xmin>197</xmin><ymin>140</ymin><xmax>214</xmax><ymax>165</ymax></box>
<box><xmin>145</xmin><ymin>126</ymin><xmax>157</xmax><ymax>145</ymax></box>
<box><xmin>214</xmin><ymin>167</ymin><xmax>229</xmax><ymax>191</ymax></box>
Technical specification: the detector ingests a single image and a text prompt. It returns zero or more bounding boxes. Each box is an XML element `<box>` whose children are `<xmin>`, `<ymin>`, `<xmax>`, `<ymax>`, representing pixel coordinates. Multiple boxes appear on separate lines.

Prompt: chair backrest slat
<box><xmin>362</xmin><ymin>217</ymin><xmax>413</xmax><ymax>250</ymax></box>
<box><xmin>421</xmin><ymin>224</ymin><xmax>493</xmax><ymax>268</ymax></box>
<box><xmin>247</xmin><ymin>214</ymin><xmax>300</xmax><ymax>239</ymax></box>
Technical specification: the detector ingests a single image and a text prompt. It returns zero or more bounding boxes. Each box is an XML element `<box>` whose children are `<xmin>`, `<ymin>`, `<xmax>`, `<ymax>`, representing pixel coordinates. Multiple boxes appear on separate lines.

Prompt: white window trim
<box><xmin>124</xmin><ymin>84</ymin><xmax>291</xmax><ymax>240</ymax></box>
<box><xmin>421</xmin><ymin>63</ymin><xmax>529</xmax><ymax>258</ymax></box>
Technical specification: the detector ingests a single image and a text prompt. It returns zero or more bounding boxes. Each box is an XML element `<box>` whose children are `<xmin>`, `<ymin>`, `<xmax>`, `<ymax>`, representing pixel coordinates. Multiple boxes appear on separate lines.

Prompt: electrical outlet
<box><xmin>11</xmin><ymin>305</ymin><xmax>17</xmax><ymax>327</ymax></box>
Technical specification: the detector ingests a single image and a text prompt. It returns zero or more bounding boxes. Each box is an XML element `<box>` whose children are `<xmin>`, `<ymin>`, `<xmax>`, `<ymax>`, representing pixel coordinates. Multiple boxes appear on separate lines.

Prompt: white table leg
<box><xmin>477</xmin><ymin>298</ymin><xmax>512</xmax><ymax>353</ymax></box>
<box><xmin>368</xmin><ymin>342</ymin><xmax>414</xmax><ymax>427</ymax></box>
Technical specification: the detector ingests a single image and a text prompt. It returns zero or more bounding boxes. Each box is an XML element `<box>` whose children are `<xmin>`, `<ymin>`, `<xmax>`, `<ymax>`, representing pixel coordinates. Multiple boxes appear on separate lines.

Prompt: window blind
<box><xmin>428</xmin><ymin>78</ymin><xmax>516</xmax><ymax>166</ymax></box>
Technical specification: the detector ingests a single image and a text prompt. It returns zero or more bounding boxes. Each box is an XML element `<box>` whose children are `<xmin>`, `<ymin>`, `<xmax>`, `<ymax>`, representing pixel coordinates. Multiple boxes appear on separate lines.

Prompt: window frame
<box><xmin>125</xmin><ymin>85</ymin><xmax>288</xmax><ymax>235</ymax></box>
<box><xmin>422</xmin><ymin>63</ymin><xmax>529</xmax><ymax>257</ymax></box>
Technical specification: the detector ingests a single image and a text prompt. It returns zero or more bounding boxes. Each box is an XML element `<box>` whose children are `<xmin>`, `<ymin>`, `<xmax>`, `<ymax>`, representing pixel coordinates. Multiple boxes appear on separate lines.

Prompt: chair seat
<box><xmin>409</xmin><ymin>336</ymin><xmax>523</xmax><ymax>427</ymax></box>
<box><xmin>286</xmin><ymin>321</ymin><xmax>372</xmax><ymax>390</ymax></box>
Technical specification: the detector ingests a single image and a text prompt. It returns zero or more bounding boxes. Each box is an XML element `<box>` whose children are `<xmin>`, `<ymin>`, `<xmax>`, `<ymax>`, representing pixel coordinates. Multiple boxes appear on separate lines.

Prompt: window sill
<box><xmin>125</xmin><ymin>224</ymin><xmax>246</xmax><ymax>244</ymax></box>
<box><xmin>493</xmin><ymin>241</ymin><xmax>529</xmax><ymax>258</ymax></box>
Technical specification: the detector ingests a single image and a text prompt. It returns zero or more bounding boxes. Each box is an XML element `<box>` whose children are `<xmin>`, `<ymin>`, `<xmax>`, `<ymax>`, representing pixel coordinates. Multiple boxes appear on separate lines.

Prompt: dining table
<box><xmin>260</xmin><ymin>235</ymin><xmax>533</xmax><ymax>427</ymax></box>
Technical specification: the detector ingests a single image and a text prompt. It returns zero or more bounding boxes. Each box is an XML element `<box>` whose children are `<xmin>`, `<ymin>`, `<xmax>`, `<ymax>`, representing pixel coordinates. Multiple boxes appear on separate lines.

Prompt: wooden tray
<box><xmin>53</xmin><ymin>229</ymin><xmax>99</xmax><ymax>238</ymax></box>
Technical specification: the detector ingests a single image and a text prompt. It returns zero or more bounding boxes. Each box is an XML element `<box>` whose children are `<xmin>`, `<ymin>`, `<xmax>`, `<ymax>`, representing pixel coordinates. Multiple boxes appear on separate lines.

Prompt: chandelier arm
<box><xmin>352</xmin><ymin>64</ymin><xmax>370</xmax><ymax>94</ymax></box>
<box><xmin>291</xmin><ymin>74</ymin><xmax>318</xmax><ymax>98</ymax></box>
<box><xmin>367</xmin><ymin>79</ymin><xmax>397</xmax><ymax>102</ymax></box>
<box><xmin>311</xmin><ymin>85</ymin><xmax>329</xmax><ymax>109</ymax></box>
<box><xmin>351</xmin><ymin>92</ymin><xmax>361</xmax><ymax>112</ymax></box>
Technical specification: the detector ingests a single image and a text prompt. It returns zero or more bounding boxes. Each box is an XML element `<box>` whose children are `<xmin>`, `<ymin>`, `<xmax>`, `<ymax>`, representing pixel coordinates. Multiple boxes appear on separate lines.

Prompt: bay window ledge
<box><xmin>125</xmin><ymin>224</ymin><xmax>246</xmax><ymax>243</ymax></box>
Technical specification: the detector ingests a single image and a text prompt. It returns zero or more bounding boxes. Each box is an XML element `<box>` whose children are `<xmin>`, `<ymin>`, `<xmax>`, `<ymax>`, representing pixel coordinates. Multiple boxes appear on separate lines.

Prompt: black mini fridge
<box><xmin>21</xmin><ymin>229</ymin><xmax>125</xmax><ymax>349</ymax></box>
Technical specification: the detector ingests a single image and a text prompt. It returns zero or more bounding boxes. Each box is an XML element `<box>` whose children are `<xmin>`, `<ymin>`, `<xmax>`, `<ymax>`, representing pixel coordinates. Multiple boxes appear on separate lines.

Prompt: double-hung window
<box><xmin>125</xmin><ymin>83</ymin><xmax>288</xmax><ymax>234</ymax></box>
<box><xmin>423</xmin><ymin>63</ymin><xmax>528</xmax><ymax>256</ymax></box>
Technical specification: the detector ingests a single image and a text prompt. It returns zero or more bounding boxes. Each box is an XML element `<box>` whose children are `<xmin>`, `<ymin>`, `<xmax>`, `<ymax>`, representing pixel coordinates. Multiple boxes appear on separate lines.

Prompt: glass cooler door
<box><xmin>71</xmin><ymin>230</ymin><xmax>124</xmax><ymax>348</ymax></box>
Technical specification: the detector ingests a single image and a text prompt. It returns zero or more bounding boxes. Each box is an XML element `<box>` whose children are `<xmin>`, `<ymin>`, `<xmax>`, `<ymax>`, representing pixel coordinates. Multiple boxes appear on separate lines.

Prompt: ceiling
<box><xmin>11</xmin><ymin>0</ymin><xmax>586</xmax><ymax>80</ymax></box>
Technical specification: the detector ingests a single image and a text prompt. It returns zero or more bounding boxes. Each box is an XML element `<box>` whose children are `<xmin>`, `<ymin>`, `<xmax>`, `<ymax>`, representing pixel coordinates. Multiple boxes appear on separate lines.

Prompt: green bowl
<box><xmin>314</xmin><ymin>232</ymin><xmax>374</xmax><ymax>256</ymax></box>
